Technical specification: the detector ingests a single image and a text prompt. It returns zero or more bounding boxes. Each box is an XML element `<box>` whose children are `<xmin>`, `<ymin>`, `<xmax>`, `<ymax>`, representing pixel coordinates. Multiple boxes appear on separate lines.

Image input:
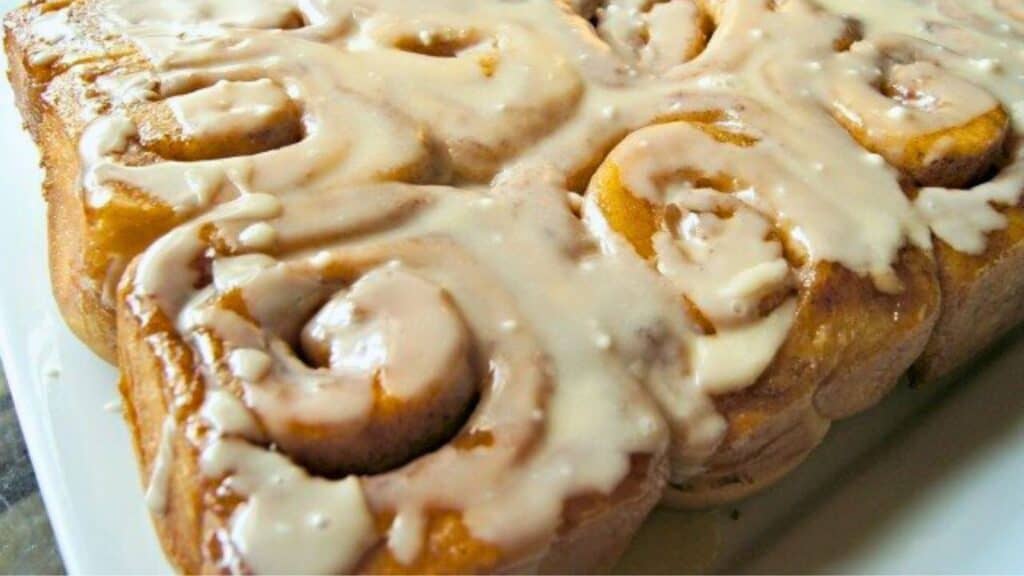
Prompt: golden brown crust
<box><xmin>4</xmin><ymin>1</ymin><xmax>301</xmax><ymax>362</ymax></box>
<box><xmin>5</xmin><ymin>17</ymin><xmax>119</xmax><ymax>361</ymax></box>
<box><xmin>662</xmin><ymin>407</ymin><xmax>828</xmax><ymax>508</ymax></box>
<box><xmin>116</xmin><ymin>262</ymin><xmax>669</xmax><ymax>574</ymax></box>
<box><xmin>914</xmin><ymin>205</ymin><xmax>1024</xmax><ymax>383</ymax></box>
<box><xmin>668</xmin><ymin>249</ymin><xmax>940</xmax><ymax>506</ymax></box>
<box><xmin>6</xmin><ymin>0</ymin><xmax>146</xmax><ymax>361</ymax></box>
<box><xmin>7</xmin><ymin>0</ymin><xmax>1024</xmax><ymax>570</ymax></box>
<box><xmin>536</xmin><ymin>455</ymin><xmax>669</xmax><ymax>574</ymax></box>
<box><xmin>582</xmin><ymin>114</ymin><xmax>944</xmax><ymax>506</ymax></box>
<box><xmin>117</xmin><ymin>294</ymin><xmax>203</xmax><ymax>573</ymax></box>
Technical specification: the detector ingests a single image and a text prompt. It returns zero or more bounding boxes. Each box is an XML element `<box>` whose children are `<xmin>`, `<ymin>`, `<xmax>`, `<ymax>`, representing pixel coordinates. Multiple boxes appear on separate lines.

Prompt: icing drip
<box><xmin>200</xmin><ymin>441</ymin><xmax>378</xmax><ymax>575</ymax></box>
<box><xmin>817</xmin><ymin>0</ymin><xmax>1024</xmax><ymax>252</ymax></box>
<box><xmin>200</xmin><ymin>390</ymin><xmax>265</xmax><ymax>441</ymax></box>
<box><xmin>155</xmin><ymin>184</ymin><xmax>674</xmax><ymax>570</ymax></box>
<box><xmin>167</xmin><ymin>79</ymin><xmax>294</xmax><ymax>141</ymax></box>
<box><xmin>145</xmin><ymin>416</ymin><xmax>176</xmax><ymax>515</ymax></box>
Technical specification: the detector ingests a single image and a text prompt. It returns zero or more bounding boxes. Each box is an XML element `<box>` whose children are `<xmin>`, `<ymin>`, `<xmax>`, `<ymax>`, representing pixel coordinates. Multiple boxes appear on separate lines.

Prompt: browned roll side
<box><xmin>116</xmin><ymin>183</ymin><xmax>672</xmax><ymax>574</ymax></box>
<box><xmin>582</xmin><ymin>114</ymin><xmax>941</xmax><ymax>506</ymax></box>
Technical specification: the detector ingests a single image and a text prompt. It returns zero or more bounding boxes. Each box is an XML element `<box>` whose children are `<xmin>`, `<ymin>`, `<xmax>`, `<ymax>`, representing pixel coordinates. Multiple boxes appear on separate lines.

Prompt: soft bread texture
<box><xmin>583</xmin><ymin>119</ymin><xmax>944</xmax><ymax>505</ymax></box>
<box><xmin>5</xmin><ymin>5</ymin><xmax>315</xmax><ymax>362</ymax></box>
<box><xmin>116</xmin><ymin>281</ymin><xmax>670</xmax><ymax>573</ymax></box>
<box><xmin>112</xmin><ymin>196</ymin><xmax>675</xmax><ymax>574</ymax></box>
<box><xmin>6</xmin><ymin>0</ymin><xmax>1024</xmax><ymax>573</ymax></box>
<box><xmin>6</xmin><ymin>18</ymin><xmax>119</xmax><ymax>361</ymax></box>
<box><xmin>669</xmin><ymin>254</ymin><xmax>941</xmax><ymax>505</ymax></box>
<box><xmin>915</xmin><ymin>208</ymin><xmax>1024</xmax><ymax>383</ymax></box>
<box><xmin>7</xmin><ymin>3</ymin><xmax>674</xmax><ymax>570</ymax></box>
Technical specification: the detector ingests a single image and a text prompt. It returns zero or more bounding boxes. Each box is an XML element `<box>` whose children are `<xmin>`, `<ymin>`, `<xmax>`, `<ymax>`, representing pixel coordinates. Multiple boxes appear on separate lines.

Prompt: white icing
<box><xmin>168</xmin><ymin>79</ymin><xmax>293</xmax><ymax>140</ymax></box>
<box><xmin>30</xmin><ymin>0</ymin><xmax>1024</xmax><ymax>570</ymax></box>
<box><xmin>79</xmin><ymin>114</ymin><xmax>137</xmax><ymax>170</ymax></box>
<box><xmin>915</xmin><ymin>153</ymin><xmax>1024</xmax><ymax>254</ymax></box>
<box><xmin>212</xmin><ymin>255</ymin><xmax>278</xmax><ymax>293</ymax></box>
<box><xmin>145</xmin><ymin>416</ymin><xmax>176</xmax><ymax>515</ymax></box>
<box><xmin>28</xmin><ymin>49</ymin><xmax>58</xmax><ymax>67</ymax></box>
<box><xmin>96</xmin><ymin>72</ymin><xmax>161</xmax><ymax>106</ymax></box>
<box><xmin>200</xmin><ymin>439</ymin><xmax>377</xmax><ymax>575</ymax></box>
<box><xmin>200</xmin><ymin>390</ymin><xmax>264</xmax><ymax>439</ymax></box>
<box><xmin>238</xmin><ymin>222</ymin><xmax>278</xmax><ymax>250</ymax></box>
<box><xmin>30</xmin><ymin>10</ymin><xmax>72</xmax><ymax>44</ymax></box>
<box><xmin>103</xmin><ymin>0</ymin><xmax>306</xmax><ymax>31</ymax></box>
<box><xmin>694</xmin><ymin>299</ymin><xmax>798</xmax><ymax>395</ymax></box>
<box><xmin>817</xmin><ymin>0</ymin><xmax>1024</xmax><ymax>249</ymax></box>
<box><xmin>228</xmin><ymin>348</ymin><xmax>273</xmax><ymax>382</ymax></box>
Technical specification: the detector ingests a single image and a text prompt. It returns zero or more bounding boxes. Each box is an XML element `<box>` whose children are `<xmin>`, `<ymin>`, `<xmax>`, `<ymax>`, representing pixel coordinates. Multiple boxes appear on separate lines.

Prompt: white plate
<box><xmin>1</xmin><ymin>4</ymin><xmax>1022</xmax><ymax>571</ymax></box>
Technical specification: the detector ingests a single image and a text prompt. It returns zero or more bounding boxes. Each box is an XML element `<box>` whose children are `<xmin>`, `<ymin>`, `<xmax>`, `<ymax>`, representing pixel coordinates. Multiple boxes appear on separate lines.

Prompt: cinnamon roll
<box><xmin>5</xmin><ymin>0</ymin><xmax>1024</xmax><ymax>572</ymax></box>
<box><xmin>117</xmin><ymin>183</ymin><xmax>675</xmax><ymax>573</ymax></box>
<box><xmin>583</xmin><ymin>114</ymin><xmax>940</xmax><ymax>504</ymax></box>
<box><xmin>828</xmin><ymin>34</ymin><xmax>1009</xmax><ymax>189</ymax></box>
<box><xmin>4</xmin><ymin>0</ymin><xmax>584</xmax><ymax>361</ymax></box>
<box><xmin>817</xmin><ymin>0</ymin><xmax>1024</xmax><ymax>382</ymax></box>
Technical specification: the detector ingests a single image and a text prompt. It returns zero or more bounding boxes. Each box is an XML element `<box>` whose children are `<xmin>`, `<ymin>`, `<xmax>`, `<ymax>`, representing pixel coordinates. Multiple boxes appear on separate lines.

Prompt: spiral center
<box><xmin>247</xmin><ymin>265</ymin><xmax>478</xmax><ymax>478</ymax></box>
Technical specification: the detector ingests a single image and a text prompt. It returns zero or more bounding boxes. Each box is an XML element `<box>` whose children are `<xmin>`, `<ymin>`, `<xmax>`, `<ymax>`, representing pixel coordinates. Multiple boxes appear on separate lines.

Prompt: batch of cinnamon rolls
<box><xmin>4</xmin><ymin>0</ymin><xmax>1024</xmax><ymax>572</ymax></box>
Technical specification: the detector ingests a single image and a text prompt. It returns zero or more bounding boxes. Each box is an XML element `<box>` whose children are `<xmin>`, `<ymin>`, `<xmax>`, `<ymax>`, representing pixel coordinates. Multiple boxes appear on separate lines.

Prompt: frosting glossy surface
<box><xmin>17</xmin><ymin>0</ymin><xmax>1024</xmax><ymax>572</ymax></box>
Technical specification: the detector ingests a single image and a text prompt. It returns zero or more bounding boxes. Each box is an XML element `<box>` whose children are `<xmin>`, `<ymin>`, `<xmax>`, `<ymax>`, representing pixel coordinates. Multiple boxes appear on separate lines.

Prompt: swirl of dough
<box><xmin>582</xmin><ymin>118</ymin><xmax>799</xmax><ymax>483</ymax></box>
<box><xmin>210</xmin><ymin>260</ymin><xmax>478</xmax><ymax>477</ymax></box>
<box><xmin>813</xmin><ymin>0</ymin><xmax>1024</xmax><ymax>258</ymax></box>
<box><xmin>582</xmin><ymin>116</ymin><xmax>941</xmax><ymax>502</ymax></box>
<box><xmin>67</xmin><ymin>0</ymin><xmax>592</xmax><ymax>300</ymax></box>
<box><xmin>71</xmin><ymin>34</ymin><xmax>445</xmax><ymax>327</ymax></box>
<box><xmin>81</xmin><ymin>33</ymin><xmax>448</xmax><ymax>213</ymax></box>
<box><xmin>584</xmin><ymin>0</ymin><xmax>716</xmax><ymax>73</ymax></box>
<box><xmin>52</xmin><ymin>0</ymin><xmax>454</xmax><ymax>361</ymax></box>
<box><xmin>327</xmin><ymin>0</ymin><xmax>586</xmax><ymax>181</ymax></box>
<box><xmin>827</xmin><ymin>33</ymin><xmax>1010</xmax><ymax>188</ymax></box>
<box><xmin>584</xmin><ymin>118</ymin><xmax>798</xmax><ymax>400</ymax></box>
<box><xmin>119</xmin><ymin>183</ymin><xmax>672</xmax><ymax>573</ymax></box>
<box><xmin>94</xmin><ymin>0</ymin><xmax>587</xmax><ymax>183</ymax></box>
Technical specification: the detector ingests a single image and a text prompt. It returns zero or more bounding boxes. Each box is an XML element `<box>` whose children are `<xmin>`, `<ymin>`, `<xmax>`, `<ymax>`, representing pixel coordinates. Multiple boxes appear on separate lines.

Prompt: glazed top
<box><xmin>18</xmin><ymin>0</ymin><xmax>1024</xmax><ymax>572</ymax></box>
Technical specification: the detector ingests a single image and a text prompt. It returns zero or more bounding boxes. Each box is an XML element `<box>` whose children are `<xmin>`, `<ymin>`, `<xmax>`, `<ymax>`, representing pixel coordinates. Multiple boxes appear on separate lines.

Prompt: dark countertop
<box><xmin>0</xmin><ymin>366</ymin><xmax>65</xmax><ymax>574</ymax></box>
